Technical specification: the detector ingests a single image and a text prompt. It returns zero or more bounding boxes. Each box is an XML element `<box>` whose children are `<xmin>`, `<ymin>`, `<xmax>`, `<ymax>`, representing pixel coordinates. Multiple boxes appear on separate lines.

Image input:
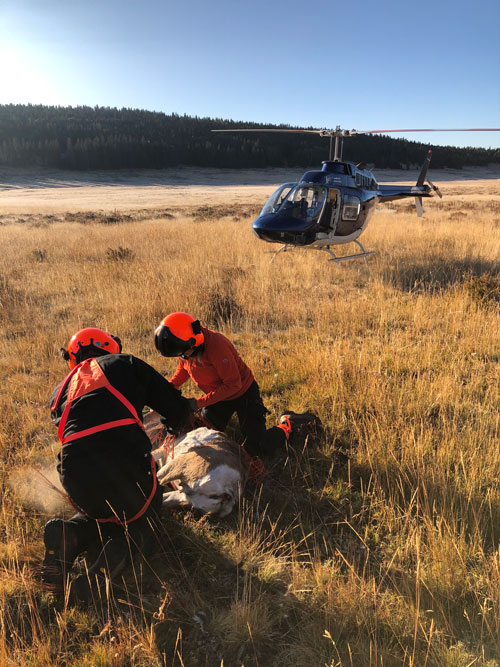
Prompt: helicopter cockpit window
<box><xmin>260</xmin><ymin>183</ymin><xmax>296</xmax><ymax>215</ymax></box>
<box><xmin>278</xmin><ymin>185</ymin><xmax>327</xmax><ymax>220</ymax></box>
<box><xmin>342</xmin><ymin>194</ymin><xmax>360</xmax><ymax>221</ymax></box>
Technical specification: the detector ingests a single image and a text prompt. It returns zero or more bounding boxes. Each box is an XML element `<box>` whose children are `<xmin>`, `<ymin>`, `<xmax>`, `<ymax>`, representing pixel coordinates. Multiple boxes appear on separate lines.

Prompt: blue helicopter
<box><xmin>213</xmin><ymin>126</ymin><xmax>500</xmax><ymax>263</ymax></box>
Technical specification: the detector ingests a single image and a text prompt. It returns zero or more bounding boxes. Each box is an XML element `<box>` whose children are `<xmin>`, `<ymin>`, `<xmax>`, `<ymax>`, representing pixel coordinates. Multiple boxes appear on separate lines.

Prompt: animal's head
<box><xmin>207</xmin><ymin>487</ymin><xmax>240</xmax><ymax>518</ymax></box>
<box><xmin>159</xmin><ymin>476</ymin><xmax>243</xmax><ymax>517</ymax></box>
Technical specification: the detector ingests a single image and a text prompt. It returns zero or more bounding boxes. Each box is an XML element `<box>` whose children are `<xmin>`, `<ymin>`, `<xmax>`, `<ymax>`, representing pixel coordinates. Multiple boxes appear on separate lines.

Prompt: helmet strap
<box><xmin>111</xmin><ymin>335</ymin><xmax>122</xmax><ymax>353</ymax></box>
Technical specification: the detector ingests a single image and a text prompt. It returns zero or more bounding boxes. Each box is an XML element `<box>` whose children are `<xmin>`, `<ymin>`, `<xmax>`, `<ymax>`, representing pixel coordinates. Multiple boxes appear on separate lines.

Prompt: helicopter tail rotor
<box><xmin>427</xmin><ymin>178</ymin><xmax>443</xmax><ymax>198</ymax></box>
<box><xmin>416</xmin><ymin>150</ymin><xmax>433</xmax><ymax>186</ymax></box>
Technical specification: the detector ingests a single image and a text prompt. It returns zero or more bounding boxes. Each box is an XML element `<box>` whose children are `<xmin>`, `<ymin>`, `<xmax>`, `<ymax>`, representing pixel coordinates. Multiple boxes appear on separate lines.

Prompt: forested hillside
<box><xmin>0</xmin><ymin>104</ymin><xmax>498</xmax><ymax>171</ymax></box>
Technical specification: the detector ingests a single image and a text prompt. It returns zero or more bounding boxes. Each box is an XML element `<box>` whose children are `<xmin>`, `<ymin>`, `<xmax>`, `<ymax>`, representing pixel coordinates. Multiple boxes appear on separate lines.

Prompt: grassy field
<box><xmin>1</xmin><ymin>176</ymin><xmax>500</xmax><ymax>665</ymax></box>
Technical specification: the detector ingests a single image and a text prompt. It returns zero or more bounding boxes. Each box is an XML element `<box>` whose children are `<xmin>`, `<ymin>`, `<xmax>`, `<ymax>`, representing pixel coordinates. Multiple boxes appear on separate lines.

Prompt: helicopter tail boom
<box><xmin>377</xmin><ymin>150</ymin><xmax>434</xmax><ymax>214</ymax></box>
<box><xmin>376</xmin><ymin>183</ymin><xmax>432</xmax><ymax>203</ymax></box>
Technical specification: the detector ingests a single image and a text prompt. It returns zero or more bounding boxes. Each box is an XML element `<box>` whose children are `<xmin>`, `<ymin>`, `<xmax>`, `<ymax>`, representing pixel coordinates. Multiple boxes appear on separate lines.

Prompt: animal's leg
<box><xmin>162</xmin><ymin>489</ymin><xmax>191</xmax><ymax>509</ymax></box>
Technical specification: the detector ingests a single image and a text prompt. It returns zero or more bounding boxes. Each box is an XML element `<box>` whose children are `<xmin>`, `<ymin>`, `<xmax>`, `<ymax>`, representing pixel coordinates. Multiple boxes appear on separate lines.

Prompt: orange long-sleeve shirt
<box><xmin>168</xmin><ymin>327</ymin><xmax>254</xmax><ymax>408</ymax></box>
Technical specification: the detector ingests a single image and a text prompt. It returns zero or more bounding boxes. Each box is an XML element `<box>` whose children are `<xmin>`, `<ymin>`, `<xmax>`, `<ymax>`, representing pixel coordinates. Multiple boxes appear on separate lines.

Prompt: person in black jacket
<box><xmin>42</xmin><ymin>327</ymin><xmax>192</xmax><ymax>599</ymax></box>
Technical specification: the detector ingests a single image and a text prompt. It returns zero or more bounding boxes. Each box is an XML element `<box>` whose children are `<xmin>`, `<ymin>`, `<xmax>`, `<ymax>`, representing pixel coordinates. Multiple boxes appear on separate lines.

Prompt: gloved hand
<box><xmin>186</xmin><ymin>397</ymin><xmax>198</xmax><ymax>412</ymax></box>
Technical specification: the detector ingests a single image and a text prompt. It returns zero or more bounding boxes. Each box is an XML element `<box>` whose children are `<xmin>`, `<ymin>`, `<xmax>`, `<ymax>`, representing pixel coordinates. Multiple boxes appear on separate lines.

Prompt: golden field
<box><xmin>0</xmin><ymin>169</ymin><xmax>500</xmax><ymax>666</ymax></box>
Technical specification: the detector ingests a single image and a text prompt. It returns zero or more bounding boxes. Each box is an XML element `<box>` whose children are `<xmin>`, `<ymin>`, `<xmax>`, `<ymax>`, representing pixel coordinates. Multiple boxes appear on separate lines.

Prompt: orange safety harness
<box><xmin>51</xmin><ymin>358</ymin><xmax>158</xmax><ymax>525</ymax></box>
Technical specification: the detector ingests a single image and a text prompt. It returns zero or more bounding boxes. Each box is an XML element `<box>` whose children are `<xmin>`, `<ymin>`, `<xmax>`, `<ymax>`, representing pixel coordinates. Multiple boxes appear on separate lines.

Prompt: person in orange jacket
<box><xmin>154</xmin><ymin>312</ymin><xmax>314</xmax><ymax>458</ymax></box>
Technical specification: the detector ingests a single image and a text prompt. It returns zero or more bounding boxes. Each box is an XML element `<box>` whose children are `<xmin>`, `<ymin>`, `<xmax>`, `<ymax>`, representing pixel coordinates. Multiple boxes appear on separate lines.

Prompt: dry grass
<box><xmin>1</xmin><ymin>179</ymin><xmax>500</xmax><ymax>665</ymax></box>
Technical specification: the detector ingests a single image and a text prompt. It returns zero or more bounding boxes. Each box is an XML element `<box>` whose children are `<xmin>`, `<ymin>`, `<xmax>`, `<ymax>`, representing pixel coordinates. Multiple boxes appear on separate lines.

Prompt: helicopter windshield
<box><xmin>278</xmin><ymin>185</ymin><xmax>327</xmax><ymax>221</ymax></box>
<box><xmin>260</xmin><ymin>183</ymin><xmax>296</xmax><ymax>216</ymax></box>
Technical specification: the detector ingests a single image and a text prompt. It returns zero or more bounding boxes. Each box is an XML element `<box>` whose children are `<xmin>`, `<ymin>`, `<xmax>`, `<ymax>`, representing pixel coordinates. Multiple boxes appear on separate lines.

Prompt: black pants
<box><xmin>65</xmin><ymin>483</ymin><xmax>163</xmax><ymax>578</ymax></box>
<box><xmin>59</xmin><ymin>443</ymin><xmax>160</xmax><ymax>516</ymax></box>
<box><xmin>201</xmin><ymin>381</ymin><xmax>286</xmax><ymax>458</ymax></box>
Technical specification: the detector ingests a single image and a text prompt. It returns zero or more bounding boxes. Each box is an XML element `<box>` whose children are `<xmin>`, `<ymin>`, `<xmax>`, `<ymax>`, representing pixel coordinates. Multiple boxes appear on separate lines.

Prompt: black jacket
<box><xmin>50</xmin><ymin>353</ymin><xmax>189</xmax><ymax>520</ymax></box>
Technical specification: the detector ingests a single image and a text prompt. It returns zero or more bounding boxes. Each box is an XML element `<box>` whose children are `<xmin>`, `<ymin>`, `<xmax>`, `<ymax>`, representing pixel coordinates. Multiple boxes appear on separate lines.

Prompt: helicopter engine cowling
<box><xmin>252</xmin><ymin>213</ymin><xmax>317</xmax><ymax>245</ymax></box>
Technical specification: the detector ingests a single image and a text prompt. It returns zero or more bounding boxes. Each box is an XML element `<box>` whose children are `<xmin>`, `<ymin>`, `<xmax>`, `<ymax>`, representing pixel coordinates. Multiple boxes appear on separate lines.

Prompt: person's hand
<box><xmin>186</xmin><ymin>397</ymin><xmax>198</xmax><ymax>412</ymax></box>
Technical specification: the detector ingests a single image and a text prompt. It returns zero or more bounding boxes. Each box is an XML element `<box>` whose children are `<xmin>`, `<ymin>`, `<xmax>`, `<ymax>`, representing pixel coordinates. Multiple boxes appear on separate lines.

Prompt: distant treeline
<box><xmin>0</xmin><ymin>104</ymin><xmax>498</xmax><ymax>171</ymax></box>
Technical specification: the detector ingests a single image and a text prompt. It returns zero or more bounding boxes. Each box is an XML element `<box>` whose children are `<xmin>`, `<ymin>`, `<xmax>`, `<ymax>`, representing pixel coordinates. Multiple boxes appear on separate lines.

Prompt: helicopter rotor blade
<box><xmin>361</xmin><ymin>128</ymin><xmax>500</xmax><ymax>134</ymax></box>
<box><xmin>427</xmin><ymin>178</ymin><xmax>443</xmax><ymax>198</ymax></box>
<box><xmin>211</xmin><ymin>127</ymin><xmax>500</xmax><ymax>160</ymax></box>
<box><xmin>415</xmin><ymin>196</ymin><xmax>424</xmax><ymax>217</ymax></box>
<box><xmin>212</xmin><ymin>129</ymin><xmax>328</xmax><ymax>134</ymax></box>
<box><xmin>212</xmin><ymin>127</ymin><xmax>500</xmax><ymax>139</ymax></box>
<box><xmin>212</xmin><ymin>127</ymin><xmax>354</xmax><ymax>138</ymax></box>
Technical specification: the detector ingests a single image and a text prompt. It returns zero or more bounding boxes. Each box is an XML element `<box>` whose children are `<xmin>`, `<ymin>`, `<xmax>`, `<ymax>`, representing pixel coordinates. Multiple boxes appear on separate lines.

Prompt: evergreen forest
<box><xmin>0</xmin><ymin>104</ymin><xmax>498</xmax><ymax>171</ymax></box>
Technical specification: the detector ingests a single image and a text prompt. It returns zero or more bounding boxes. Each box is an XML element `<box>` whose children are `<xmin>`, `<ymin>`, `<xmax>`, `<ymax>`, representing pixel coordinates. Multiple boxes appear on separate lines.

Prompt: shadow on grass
<box><xmin>18</xmin><ymin>421</ymin><xmax>500</xmax><ymax>665</ymax></box>
<box><xmin>381</xmin><ymin>257</ymin><xmax>500</xmax><ymax>294</ymax></box>
<box><xmin>255</xmin><ymin>431</ymin><xmax>500</xmax><ymax>663</ymax></box>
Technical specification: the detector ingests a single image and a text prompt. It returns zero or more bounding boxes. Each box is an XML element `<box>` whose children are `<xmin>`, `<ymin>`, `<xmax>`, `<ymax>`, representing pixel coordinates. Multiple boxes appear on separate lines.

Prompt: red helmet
<box><xmin>64</xmin><ymin>327</ymin><xmax>122</xmax><ymax>369</ymax></box>
<box><xmin>154</xmin><ymin>312</ymin><xmax>204</xmax><ymax>357</ymax></box>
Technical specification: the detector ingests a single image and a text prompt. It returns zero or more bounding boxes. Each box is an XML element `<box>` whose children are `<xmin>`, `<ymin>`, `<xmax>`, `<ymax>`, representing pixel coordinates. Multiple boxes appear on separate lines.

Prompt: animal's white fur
<box><xmin>157</xmin><ymin>427</ymin><xmax>222</xmax><ymax>459</ymax></box>
<box><xmin>151</xmin><ymin>426</ymin><xmax>248</xmax><ymax>517</ymax></box>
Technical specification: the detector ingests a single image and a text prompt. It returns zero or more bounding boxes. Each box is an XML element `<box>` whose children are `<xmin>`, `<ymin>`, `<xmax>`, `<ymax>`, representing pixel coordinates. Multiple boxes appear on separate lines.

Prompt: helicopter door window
<box><xmin>309</xmin><ymin>187</ymin><xmax>327</xmax><ymax>217</ymax></box>
<box><xmin>342</xmin><ymin>195</ymin><xmax>360</xmax><ymax>221</ymax></box>
<box><xmin>284</xmin><ymin>185</ymin><xmax>326</xmax><ymax>220</ymax></box>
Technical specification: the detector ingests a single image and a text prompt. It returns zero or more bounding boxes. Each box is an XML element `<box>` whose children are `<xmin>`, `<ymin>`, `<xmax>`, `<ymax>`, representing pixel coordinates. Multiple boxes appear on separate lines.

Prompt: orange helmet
<box><xmin>154</xmin><ymin>312</ymin><xmax>204</xmax><ymax>357</ymax></box>
<box><xmin>64</xmin><ymin>327</ymin><xmax>122</xmax><ymax>369</ymax></box>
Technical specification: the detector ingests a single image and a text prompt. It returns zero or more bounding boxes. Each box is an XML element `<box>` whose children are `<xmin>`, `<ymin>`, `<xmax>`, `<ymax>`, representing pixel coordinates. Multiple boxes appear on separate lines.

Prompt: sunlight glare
<box><xmin>0</xmin><ymin>41</ymin><xmax>60</xmax><ymax>105</ymax></box>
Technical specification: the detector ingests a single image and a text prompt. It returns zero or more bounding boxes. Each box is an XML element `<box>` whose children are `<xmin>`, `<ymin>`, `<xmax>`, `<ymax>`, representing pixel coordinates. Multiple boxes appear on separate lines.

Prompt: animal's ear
<box><xmin>162</xmin><ymin>490</ymin><xmax>190</xmax><ymax>509</ymax></box>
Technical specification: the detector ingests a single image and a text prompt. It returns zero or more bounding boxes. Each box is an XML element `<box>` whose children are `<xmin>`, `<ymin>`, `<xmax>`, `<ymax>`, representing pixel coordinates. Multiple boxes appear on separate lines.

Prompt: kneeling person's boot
<box><xmin>71</xmin><ymin>536</ymin><xmax>130</xmax><ymax>603</ymax></box>
<box><xmin>41</xmin><ymin>519</ymin><xmax>80</xmax><ymax>592</ymax></box>
<box><xmin>279</xmin><ymin>410</ymin><xmax>319</xmax><ymax>429</ymax></box>
<box><xmin>273</xmin><ymin>410</ymin><xmax>323</xmax><ymax>451</ymax></box>
<box><xmin>88</xmin><ymin>535</ymin><xmax>130</xmax><ymax>579</ymax></box>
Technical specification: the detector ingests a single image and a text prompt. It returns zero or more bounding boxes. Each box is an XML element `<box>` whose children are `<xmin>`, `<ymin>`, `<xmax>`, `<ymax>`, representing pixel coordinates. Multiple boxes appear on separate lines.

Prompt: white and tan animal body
<box><xmin>152</xmin><ymin>427</ymin><xmax>249</xmax><ymax>517</ymax></box>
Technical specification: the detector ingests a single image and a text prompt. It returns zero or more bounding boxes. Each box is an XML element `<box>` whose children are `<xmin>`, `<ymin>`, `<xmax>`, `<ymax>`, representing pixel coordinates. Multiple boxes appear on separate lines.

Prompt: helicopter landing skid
<box><xmin>267</xmin><ymin>244</ymin><xmax>293</xmax><ymax>261</ymax></box>
<box><xmin>268</xmin><ymin>239</ymin><xmax>375</xmax><ymax>265</ymax></box>
<box><xmin>322</xmin><ymin>240</ymin><xmax>375</xmax><ymax>265</ymax></box>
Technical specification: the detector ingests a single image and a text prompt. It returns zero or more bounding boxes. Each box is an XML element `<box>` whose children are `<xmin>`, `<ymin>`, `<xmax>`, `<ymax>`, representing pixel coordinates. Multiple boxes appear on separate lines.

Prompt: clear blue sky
<box><xmin>1</xmin><ymin>0</ymin><xmax>499</xmax><ymax>149</ymax></box>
